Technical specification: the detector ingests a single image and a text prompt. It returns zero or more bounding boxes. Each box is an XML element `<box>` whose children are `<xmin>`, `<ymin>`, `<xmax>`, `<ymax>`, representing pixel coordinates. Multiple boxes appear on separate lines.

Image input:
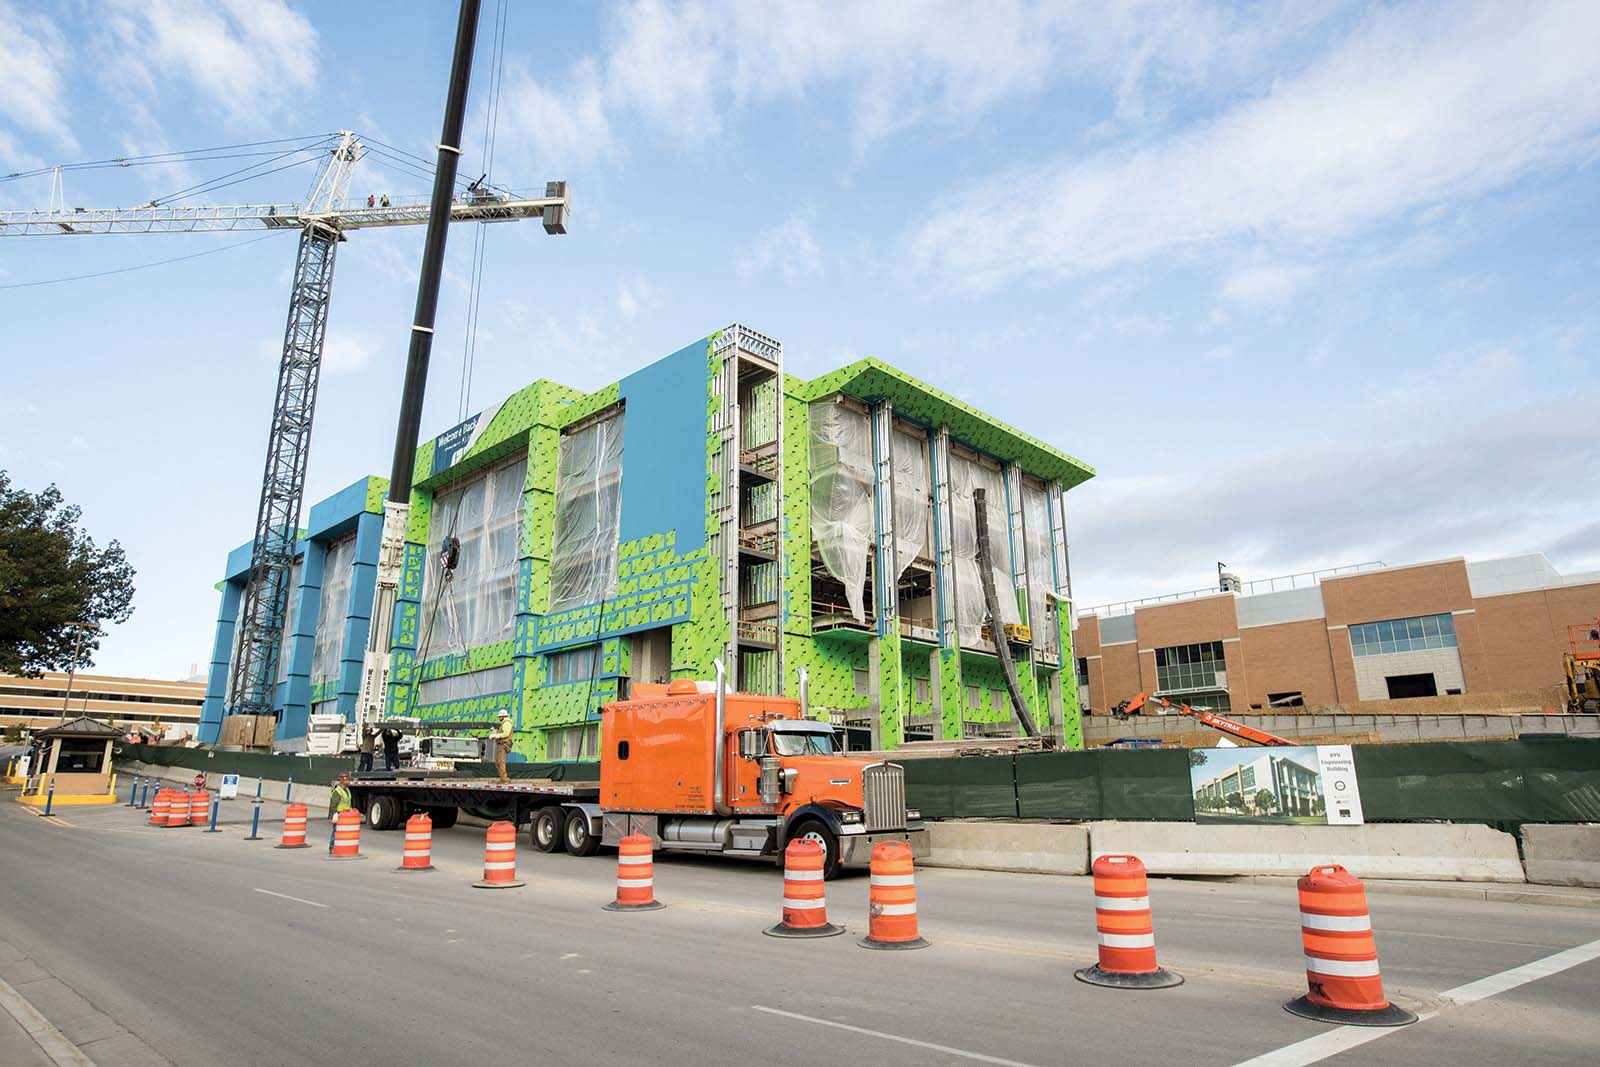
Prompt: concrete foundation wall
<box><xmin>1084</xmin><ymin>709</ymin><xmax>1598</xmax><ymax>745</ymax></box>
<box><xmin>121</xmin><ymin>760</ymin><xmax>334</xmax><ymax>816</ymax></box>
<box><xmin>1088</xmin><ymin>821</ymin><xmax>1525</xmax><ymax>882</ymax></box>
<box><xmin>923</xmin><ymin>821</ymin><xmax>1090</xmax><ymax>875</ymax></box>
<box><xmin>1521</xmin><ymin>824</ymin><xmax>1600</xmax><ymax>888</ymax></box>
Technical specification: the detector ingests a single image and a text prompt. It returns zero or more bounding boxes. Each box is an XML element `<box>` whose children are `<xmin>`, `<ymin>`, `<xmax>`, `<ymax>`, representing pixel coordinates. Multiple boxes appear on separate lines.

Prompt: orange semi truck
<box><xmin>347</xmin><ymin>670</ymin><xmax>926</xmax><ymax>877</ymax></box>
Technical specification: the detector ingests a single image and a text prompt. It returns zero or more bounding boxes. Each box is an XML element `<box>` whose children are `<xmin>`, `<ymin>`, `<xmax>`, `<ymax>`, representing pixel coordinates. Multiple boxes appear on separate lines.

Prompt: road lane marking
<box><xmin>253</xmin><ymin>887</ymin><xmax>330</xmax><ymax>909</ymax></box>
<box><xmin>753</xmin><ymin>1005</ymin><xmax>1042</xmax><ymax>1067</ymax></box>
<box><xmin>1231</xmin><ymin>937</ymin><xmax>1600</xmax><ymax>1067</ymax></box>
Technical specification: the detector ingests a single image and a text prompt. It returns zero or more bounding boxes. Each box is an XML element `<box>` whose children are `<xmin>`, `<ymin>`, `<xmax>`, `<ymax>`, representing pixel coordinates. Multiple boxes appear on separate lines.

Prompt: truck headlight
<box><xmin>840</xmin><ymin>810</ymin><xmax>862</xmax><ymax>824</ymax></box>
<box><xmin>906</xmin><ymin>808</ymin><xmax>921</xmax><ymax>822</ymax></box>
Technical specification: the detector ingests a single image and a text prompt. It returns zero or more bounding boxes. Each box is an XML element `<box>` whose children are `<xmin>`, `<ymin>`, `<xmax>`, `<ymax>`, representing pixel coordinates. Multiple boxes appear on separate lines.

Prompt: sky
<box><xmin>1</xmin><ymin>0</ymin><xmax>1598</xmax><ymax>679</ymax></box>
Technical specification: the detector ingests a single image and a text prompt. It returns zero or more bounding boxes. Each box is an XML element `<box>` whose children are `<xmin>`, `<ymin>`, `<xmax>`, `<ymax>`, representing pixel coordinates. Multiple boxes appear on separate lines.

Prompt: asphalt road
<box><xmin>2</xmin><ymin>796</ymin><xmax>1596</xmax><ymax>1066</ymax></box>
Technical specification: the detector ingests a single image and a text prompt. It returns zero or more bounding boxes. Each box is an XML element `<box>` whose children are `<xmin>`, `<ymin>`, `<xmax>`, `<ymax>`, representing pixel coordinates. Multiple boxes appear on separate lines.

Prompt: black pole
<box><xmin>387</xmin><ymin>0</ymin><xmax>482</xmax><ymax>501</ymax></box>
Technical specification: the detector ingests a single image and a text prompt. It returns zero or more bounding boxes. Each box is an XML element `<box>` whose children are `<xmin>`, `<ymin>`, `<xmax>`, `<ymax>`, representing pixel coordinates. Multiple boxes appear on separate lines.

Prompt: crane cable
<box><xmin>458</xmin><ymin>0</ymin><xmax>511</xmax><ymax>423</ymax></box>
<box><xmin>0</xmin><ymin>232</ymin><xmax>283</xmax><ymax>290</ymax></box>
<box><xmin>1</xmin><ymin>134</ymin><xmax>338</xmax><ymax>182</ymax></box>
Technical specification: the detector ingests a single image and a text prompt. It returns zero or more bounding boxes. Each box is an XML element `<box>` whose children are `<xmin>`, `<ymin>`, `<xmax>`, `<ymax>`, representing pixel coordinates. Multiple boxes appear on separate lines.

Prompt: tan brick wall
<box><xmin>1098</xmin><ymin>642</ymin><xmax>1142</xmax><ymax>709</ymax></box>
<box><xmin>1452</xmin><ymin>610</ymin><xmax>1492</xmax><ymax>692</ymax></box>
<box><xmin>1133</xmin><ymin>595</ymin><xmax>1239</xmax><ymax>649</ymax></box>
<box><xmin>1474</xmin><ymin>584</ymin><xmax>1600</xmax><ymax>690</ymax></box>
<box><xmin>1237</xmin><ymin>619</ymin><xmax>1339</xmax><ymax>708</ymax></box>
<box><xmin>1321</xmin><ymin>560</ymin><xmax>1472</xmax><ymax>625</ymax></box>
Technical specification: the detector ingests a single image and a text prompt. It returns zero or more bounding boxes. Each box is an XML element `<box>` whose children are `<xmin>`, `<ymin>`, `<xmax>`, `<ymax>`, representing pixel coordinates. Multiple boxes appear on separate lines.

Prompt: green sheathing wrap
<box><xmin>1057</xmin><ymin>606</ymin><xmax>1083</xmax><ymax>748</ymax></box>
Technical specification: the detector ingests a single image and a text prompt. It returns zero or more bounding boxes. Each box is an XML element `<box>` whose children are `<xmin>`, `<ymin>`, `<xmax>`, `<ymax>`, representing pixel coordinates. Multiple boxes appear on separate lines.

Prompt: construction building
<box><xmin>1</xmin><ymin>672</ymin><xmax>204</xmax><ymax>737</ymax></box>
<box><xmin>200</xmin><ymin>326</ymin><xmax>1093</xmax><ymax>755</ymax></box>
<box><xmin>1074</xmin><ymin>555</ymin><xmax>1600</xmax><ymax>714</ymax></box>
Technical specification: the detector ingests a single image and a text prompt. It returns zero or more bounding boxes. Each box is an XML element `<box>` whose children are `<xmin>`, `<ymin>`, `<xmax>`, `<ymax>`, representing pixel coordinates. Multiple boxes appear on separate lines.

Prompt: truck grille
<box><xmin>862</xmin><ymin>763</ymin><xmax>906</xmax><ymax>832</ymax></box>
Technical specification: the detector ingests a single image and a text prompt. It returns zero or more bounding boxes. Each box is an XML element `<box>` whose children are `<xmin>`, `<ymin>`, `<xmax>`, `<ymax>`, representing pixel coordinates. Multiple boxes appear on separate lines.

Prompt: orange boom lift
<box><xmin>1111</xmin><ymin>692</ymin><xmax>1294</xmax><ymax>747</ymax></box>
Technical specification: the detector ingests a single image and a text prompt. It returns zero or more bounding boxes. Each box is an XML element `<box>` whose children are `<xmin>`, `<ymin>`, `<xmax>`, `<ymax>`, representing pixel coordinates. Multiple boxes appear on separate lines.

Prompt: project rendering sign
<box><xmin>220</xmin><ymin>773</ymin><xmax>240</xmax><ymax>800</ymax></box>
<box><xmin>1190</xmin><ymin>744</ymin><xmax>1364</xmax><ymax>826</ymax></box>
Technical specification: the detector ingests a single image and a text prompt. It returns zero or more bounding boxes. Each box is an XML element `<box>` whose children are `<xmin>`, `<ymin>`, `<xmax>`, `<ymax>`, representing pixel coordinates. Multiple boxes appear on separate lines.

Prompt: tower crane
<box><xmin>0</xmin><ymin>131</ymin><xmax>570</xmax><ymax>722</ymax></box>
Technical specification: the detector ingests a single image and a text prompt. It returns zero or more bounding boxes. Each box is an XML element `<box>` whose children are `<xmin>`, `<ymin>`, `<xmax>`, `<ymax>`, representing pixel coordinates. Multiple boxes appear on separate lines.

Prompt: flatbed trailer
<box><xmin>347</xmin><ymin>773</ymin><xmax>601</xmax><ymax>838</ymax></box>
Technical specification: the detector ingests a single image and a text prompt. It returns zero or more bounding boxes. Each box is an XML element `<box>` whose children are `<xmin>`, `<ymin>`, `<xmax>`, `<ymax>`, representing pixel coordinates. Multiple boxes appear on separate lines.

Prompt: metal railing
<box><xmin>1081</xmin><ymin>562</ymin><xmax>1386</xmax><ymax>619</ymax></box>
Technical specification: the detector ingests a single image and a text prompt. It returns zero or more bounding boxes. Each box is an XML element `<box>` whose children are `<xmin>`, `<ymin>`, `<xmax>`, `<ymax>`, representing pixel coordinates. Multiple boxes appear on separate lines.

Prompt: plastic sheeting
<box><xmin>891</xmin><ymin>426</ymin><xmax>930</xmax><ymax>579</ymax></box>
<box><xmin>311</xmin><ymin>535</ymin><xmax>355</xmax><ymax>685</ymax></box>
<box><xmin>809</xmin><ymin>401</ymin><xmax>874</xmax><ymax>622</ymax></box>
<box><xmin>423</xmin><ymin>456</ymin><xmax>525</xmax><ymax>651</ymax></box>
<box><xmin>549</xmin><ymin>412</ymin><xmax>624</xmax><ymax>613</ymax></box>
<box><xmin>948</xmin><ymin>451</ymin><xmax>1019</xmax><ymax>647</ymax></box>
<box><xmin>276</xmin><ymin>559</ymin><xmax>303</xmax><ymax>685</ymax></box>
<box><xmin>1021</xmin><ymin>480</ymin><xmax>1057</xmax><ymax>657</ymax></box>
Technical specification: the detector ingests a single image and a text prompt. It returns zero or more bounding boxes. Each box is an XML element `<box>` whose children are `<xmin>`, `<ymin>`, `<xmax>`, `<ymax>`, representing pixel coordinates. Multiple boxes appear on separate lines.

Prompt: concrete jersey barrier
<box><xmin>1089</xmin><ymin>821</ymin><xmax>1526</xmax><ymax>883</ymax></box>
<box><xmin>1520</xmin><ymin>824</ymin><xmax>1600</xmax><ymax>888</ymax></box>
<box><xmin>922</xmin><ymin>821</ymin><xmax>1090</xmax><ymax>875</ymax></box>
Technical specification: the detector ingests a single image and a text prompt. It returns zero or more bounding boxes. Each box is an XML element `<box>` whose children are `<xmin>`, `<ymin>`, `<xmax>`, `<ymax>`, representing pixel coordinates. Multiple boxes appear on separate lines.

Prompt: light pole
<box><xmin>59</xmin><ymin>622</ymin><xmax>95</xmax><ymax>724</ymax></box>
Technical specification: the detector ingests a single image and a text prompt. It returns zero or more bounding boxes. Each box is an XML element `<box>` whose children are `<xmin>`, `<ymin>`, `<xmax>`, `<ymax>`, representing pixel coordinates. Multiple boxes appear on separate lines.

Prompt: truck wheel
<box><xmin>367</xmin><ymin>795</ymin><xmax>399</xmax><ymax>831</ymax></box>
<box><xmin>563</xmin><ymin>809</ymin><xmax>600</xmax><ymax>856</ymax></box>
<box><xmin>789</xmin><ymin>819</ymin><xmax>842</xmax><ymax>880</ymax></box>
<box><xmin>530</xmin><ymin>806</ymin><xmax>566</xmax><ymax>853</ymax></box>
<box><xmin>426</xmin><ymin>805</ymin><xmax>458</xmax><ymax>830</ymax></box>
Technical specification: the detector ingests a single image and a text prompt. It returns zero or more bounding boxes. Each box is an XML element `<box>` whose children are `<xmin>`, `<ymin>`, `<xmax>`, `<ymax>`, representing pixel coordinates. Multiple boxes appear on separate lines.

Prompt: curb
<box><xmin>1210</xmin><ymin>874</ymin><xmax>1600</xmax><ymax>910</ymax></box>
<box><xmin>0</xmin><ymin>973</ymin><xmax>95</xmax><ymax>1067</ymax></box>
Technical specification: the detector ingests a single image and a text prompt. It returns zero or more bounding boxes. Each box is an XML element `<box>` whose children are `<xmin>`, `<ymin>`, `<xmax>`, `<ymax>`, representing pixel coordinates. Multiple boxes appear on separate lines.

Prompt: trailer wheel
<box><xmin>563</xmin><ymin>809</ymin><xmax>600</xmax><ymax>856</ymax></box>
<box><xmin>789</xmin><ymin>819</ymin><xmax>842</xmax><ymax>880</ymax></box>
<box><xmin>530</xmin><ymin>806</ymin><xmax>566</xmax><ymax>853</ymax></box>
<box><xmin>426</xmin><ymin>805</ymin><xmax>458</xmax><ymax>830</ymax></box>
<box><xmin>367</xmin><ymin>795</ymin><xmax>402</xmax><ymax>831</ymax></box>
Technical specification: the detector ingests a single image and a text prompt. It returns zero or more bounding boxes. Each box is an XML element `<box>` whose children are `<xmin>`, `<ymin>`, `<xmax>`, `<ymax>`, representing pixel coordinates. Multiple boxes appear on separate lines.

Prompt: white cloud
<box><xmin>320</xmin><ymin>332</ymin><xmax>381</xmax><ymax>376</ymax></box>
<box><xmin>0</xmin><ymin>2</ymin><xmax>76</xmax><ymax>154</ymax></box>
<box><xmin>1220</xmin><ymin>263</ymin><xmax>1318</xmax><ymax>306</ymax></box>
<box><xmin>912</xmin><ymin>1</ymin><xmax>1600</xmax><ymax>288</ymax></box>
<box><xmin>100</xmin><ymin>0</ymin><xmax>318</xmax><ymax>126</ymax></box>
<box><xmin>497</xmin><ymin>0</ymin><xmax>1320</xmax><ymax>162</ymax></box>
<box><xmin>738</xmin><ymin>214</ymin><xmax>821</xmax><ymax>281</ymax></box>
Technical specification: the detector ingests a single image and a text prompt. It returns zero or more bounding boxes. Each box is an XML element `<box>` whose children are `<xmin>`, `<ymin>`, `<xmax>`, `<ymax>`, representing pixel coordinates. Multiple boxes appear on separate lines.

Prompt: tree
<box><xmin>1188</xmin><ymin>748</ymin><xmax>1209</xmax><ymax>768</ymax></box>
<box><xmin>1254</xmin><ymin>788</ymin><xmax>1277</xmax><ymax>815</ymax></box>
<box><xmin>1224</xmin><ymin>791</ymin><xmax>1242</xmax><ymax>811</ymax></box>
<box><xmin>0</xmin><ymin>471</ymin><xmax>135</xmax><ymax>676</ymax></box>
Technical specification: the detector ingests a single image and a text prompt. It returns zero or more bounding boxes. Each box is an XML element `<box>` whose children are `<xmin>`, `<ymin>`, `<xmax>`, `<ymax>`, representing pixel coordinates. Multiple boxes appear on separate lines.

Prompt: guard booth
<box><xmin>17</xmin><ymin>717</ymin><xmax>123</xmax><ymax>807</ymax></box>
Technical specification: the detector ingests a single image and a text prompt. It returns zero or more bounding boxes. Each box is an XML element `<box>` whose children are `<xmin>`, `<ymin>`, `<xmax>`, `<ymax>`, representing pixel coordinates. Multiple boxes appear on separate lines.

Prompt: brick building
<box><xmin>1</xmin><ymin>672</ymin><xmax>203</xmax><ymax>737</ymax></box>
<box><xmin>1073</xmin><ymin>554</ymin><xmax>1600</xmax><ymax>714</ymax></box>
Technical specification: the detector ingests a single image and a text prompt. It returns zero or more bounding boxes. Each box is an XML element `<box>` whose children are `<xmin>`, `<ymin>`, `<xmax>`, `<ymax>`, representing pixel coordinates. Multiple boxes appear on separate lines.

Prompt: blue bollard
<box><xmin>40</xmin><ymin>779</ymin><xmax>56</xmax><ymax>818</ymax></box>
<box><xmin>140</xmin><ymin>780</ymin><xmax>150</xmax><ymax>808</ymax></box>
<box><xmin>128</xmin><ymin>775</ymin><xmax>140</xmax><ymax>806</ymax></box>
<box><xmin>206</xmin><ymin>797</ymin><xmax>222</xmax><ymax>833</ymax></box>
<box><xmin>245</xmin><ymin>802</ymin><xmax>262</xmax><ymax>841</ymax></box>
<box><xmin>255</xmin><ymin>776</ymin><xmax>263</xmax><ymax>801</ymax></box>
<box><xmin>285</xmin><ymin>776</ymin><xmax>292</xmax><ymax>804</ymax></box>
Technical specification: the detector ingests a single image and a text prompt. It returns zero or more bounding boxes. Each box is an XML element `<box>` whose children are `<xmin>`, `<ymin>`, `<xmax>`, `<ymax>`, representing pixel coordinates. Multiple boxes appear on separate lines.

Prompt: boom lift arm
<box><xmin>1111</xmin><ymin>691</ymin><xmax>1293</xmax><ymax>746</ymax></box>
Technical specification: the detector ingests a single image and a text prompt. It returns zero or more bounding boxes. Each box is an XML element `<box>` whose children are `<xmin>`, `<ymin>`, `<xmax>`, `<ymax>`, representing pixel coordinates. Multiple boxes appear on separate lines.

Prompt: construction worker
<box><xmin>358</xmin><ymin>725</ymin><xmax>376</xmax><ymax>772</ymax></box>
<box><xmin>328</xmin><ymin>773</ymin><xmax>352</xmax><ymax>851</ymax></box>
<box><xmin>380</xmin><ymin>193</ymin><xmax>390</xmax><ymax>207</ymax></box>
<box><xmin>492</xmin><ymin>709</ymin><xmax>514</xmax><ymax>782</ymax></box>
<box><xmin>381</xmin><ymin>726</ymin><xmax>402</xmax><ymax>770</ymax></box>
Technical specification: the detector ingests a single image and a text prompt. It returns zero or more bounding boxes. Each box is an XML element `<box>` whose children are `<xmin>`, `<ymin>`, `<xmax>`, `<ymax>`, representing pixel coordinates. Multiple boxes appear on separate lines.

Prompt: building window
<box><xmin>966</xmin><ymin>685</ymin><xmax>981</xmax><ymax>708</ymax></box>
<box><xmin>1169</xmin><ymin>690</ymin><xmax>1231</xmax><ymax>713</ymax></box>
<box><xmin>1076</xmin><ymin>657</ymin><xmax>1089</xmax><ymax>685</ymax></box>
<box><xmin>417</xmin><ymin>665</ymin><xmax>514</xmax><ymax>705</ymax></box>
<box><xmin>549</xmin><ymin>410</ymin><xmax>624</xmax><ymax>613</ymax></box>
<box><xmin>853</xmin><ymin>669</ymin><xmax>870</xmax><ymax>696</ymax></box>
<box><xmin>546</xmin><ymin>724</ymin><xmax>599</xmax><ymax>761</ymax></box>
<box><xmin>1349</xmin><ymin>613</ymin><xmax>1457</xmax><ymax>657</ymax></box>
<box><xmin>423</xmin><ymin>453</ymin><xmax>526</xmax><ymax>651</ymax></box>
<box><xmin>546</xmin><ymin>646</ymin><xmax>600</xmax><ymax>685</ymax></box>
<box><xmin>1266</xmin><ymin>691</ymin><xmax>1304</xmax><ymax>708</ymax></box>
<box><xmin>914</xmin><ymin>677</ymin><xmax>930</xmax><ymax>703</ymax></box>
<box><xmin>311</xmin><ymin>535</ymin><xmax>357</xmax><ymax>690</ymax></box>
<box><xmin>1155</xmin><ymin>641</ymin><xmax>1226</xmax><ymax>695</ymax></box>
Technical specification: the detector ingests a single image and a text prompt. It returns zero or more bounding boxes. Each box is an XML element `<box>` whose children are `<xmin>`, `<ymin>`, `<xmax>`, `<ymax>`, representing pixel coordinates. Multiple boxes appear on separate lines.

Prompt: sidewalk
<box><xmin>0</xmin><ymin>936</ymin><xmax>169</xmax><ymax>1066</ymax></box>
<box><xmin>1216</xmin><ymin>873</ymin><xmax>1600</xmax><ymax>909</ymax></box>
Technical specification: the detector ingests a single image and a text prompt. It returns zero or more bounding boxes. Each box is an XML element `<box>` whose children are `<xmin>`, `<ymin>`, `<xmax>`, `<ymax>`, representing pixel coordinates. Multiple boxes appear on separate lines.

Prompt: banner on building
<box><xmin>1189</xmin><ymin>744</ymin><xmax>1364</xmax><ymax>825</ymax></box>
<box><xmin>430</xmin><ymin>400</ymin><xmax>504</xmax><ymax>476</ymax></box>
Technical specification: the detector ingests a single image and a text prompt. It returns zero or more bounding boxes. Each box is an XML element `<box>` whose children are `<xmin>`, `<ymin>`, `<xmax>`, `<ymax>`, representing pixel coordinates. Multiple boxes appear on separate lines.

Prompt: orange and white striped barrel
<box><xmin>602</xmin><ymin>832</ymin><xmax>663</xmax><ymax>911</ymax></box>
<box><xmin>276</xmin><ymin>802</ymin><xmax>310</xmax><ymax>849</ymax></box>
<box><xmin>165</xmin><ymin>791</ymin><xmax>192</xmax><ymax>827</ymax></box>
<box><xmin>1075</xmin><ymin>854</ymin><xmax>1182</xmax><ymax>988</ymax></box>
<box><xmin>1285</xmin><ymin>865</ymin><xmax>1416</xmax><ymax>1026</ymax></box>
<box><xmin>858</xmin><ymin>840</ymin><xmax>928</xmax><ymax>949</ymax></box>
<box><xmin>329</xmin><ymin>808</ymin><xmax>364</xmax><ymax>859</ymax></box>
<box><xmin>188</xmin><ymin>789</ymin><xmax>210</xmax><ymax>827</ymax></box>
<box><xmin>149</xmin><ymin>789</ymin><xmax>171</xmax><ymax>826</ymax></box>
<box><xmin>397</xmin><ymin>813</ymin><xmax>435</xmax><ymax>872</ymax></box>
<box><xmin>472</xmin><ymin>820</ymin><xmax>524</xmax><ymax>888</ymax></box>
<box><xmin>765</xmin><ymin>838</ymin><xmax>842</xmax><ymax>938</ymax></box>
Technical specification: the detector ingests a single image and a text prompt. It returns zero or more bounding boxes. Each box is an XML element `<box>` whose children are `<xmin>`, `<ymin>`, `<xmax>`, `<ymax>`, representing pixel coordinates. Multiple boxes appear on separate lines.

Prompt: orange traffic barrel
<box><xmin>603</xmin><ymin>832</ymin><xmax>664</xmax><ymax>910</ymax></box>
<box><xmin>1285</xmin><ymin>865</ymin><xmax>1416</xmax><ymax>1026</ymax></box>
<box><xmin>149</xmin><ymin>788</ymin><xmax>171</xmax><ymax>826</ymax></box>
<box><xmin>1075</xmin><ymin>854</ymin><xmax>1182</xmax><ymax>989</ymax></box>
<box><xmin>765</xmin><ymin>838</ymin><xmax>843</xmax><ymax>938</ymax></box>
<box><xmin>396</xmin><ymin>813</ymin><xmax>435</xmax><ymax>872</ymax></box>
<box><xmin>329</xmin><ymin>808</ymin><xmax>364</xmax><ymax>860</ymax></box>
<box><xmin>859</xmin><ymin>840</ymin><xmax>928</xmax><ymax>949</ymax></box>
<box><xmin>188</xmin><ymin>789</ymin><xmax>210</xmax><ymax>827</ymax></box>
<box><xmin>472</xmin><ymin>820</ymin><xmax>525</xmax><ymax>888</ymax></box>
<box><xmin>276</xmin><ymin>802</ymin><xmax>310</xmax><ymax>849</ymax></box>
<box><xmin>165</xmin><ymin>790</ymin><xmax>192</xmax><ymax>827</ymax></box>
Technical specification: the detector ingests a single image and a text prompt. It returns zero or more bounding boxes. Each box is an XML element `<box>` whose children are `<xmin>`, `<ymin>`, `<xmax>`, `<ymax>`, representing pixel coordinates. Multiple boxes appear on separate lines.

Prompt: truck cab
<box><xmin>591</xmin><ymin>676</ymin><xmax>925</xmax><ymax>877</ymax></box>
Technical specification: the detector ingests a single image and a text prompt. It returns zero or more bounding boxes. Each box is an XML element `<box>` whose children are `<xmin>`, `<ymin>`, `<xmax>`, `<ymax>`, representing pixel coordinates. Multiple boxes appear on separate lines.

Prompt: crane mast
<box><xmin>0</xmin><ymin>124</ymin><xmax>570</xmax><ymax>731</ymax></box>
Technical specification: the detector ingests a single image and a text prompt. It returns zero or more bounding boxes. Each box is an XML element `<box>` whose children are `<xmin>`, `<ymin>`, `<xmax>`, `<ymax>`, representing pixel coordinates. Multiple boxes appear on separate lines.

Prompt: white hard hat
<box><xmin>497</xmin><ymin>709</ymin><xmax>510</xmax><ymax>718</ymax></box>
